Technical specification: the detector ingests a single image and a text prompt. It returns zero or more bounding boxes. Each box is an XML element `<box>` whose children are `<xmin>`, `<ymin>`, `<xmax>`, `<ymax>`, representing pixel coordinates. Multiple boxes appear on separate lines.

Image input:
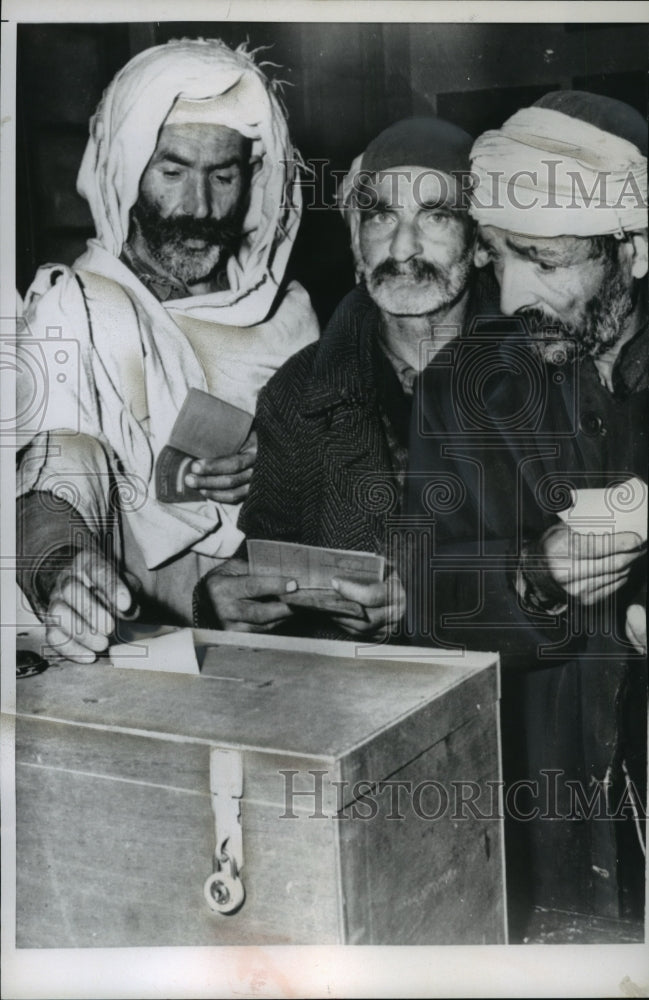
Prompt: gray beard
<box><xmin>521</xmin><ymin>267</ymin><xmax>634</xmax><ymax>364</ymax></box>
<box><xmin>361</xmin><ymin>251</ymin><xmax>472</xmax><ymax>317</ymax></box>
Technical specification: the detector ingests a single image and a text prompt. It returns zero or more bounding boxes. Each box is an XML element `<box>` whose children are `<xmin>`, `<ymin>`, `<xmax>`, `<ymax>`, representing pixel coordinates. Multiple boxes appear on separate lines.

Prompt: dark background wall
<box><xmin>16</xmin><ymin>21</ymin><xmax>649</xmax><ymax>325</ymax></box>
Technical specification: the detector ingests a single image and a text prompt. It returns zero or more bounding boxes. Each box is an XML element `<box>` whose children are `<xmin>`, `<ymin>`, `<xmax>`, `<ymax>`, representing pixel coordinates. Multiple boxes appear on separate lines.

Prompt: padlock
<box><xmin>204</xmin><ymin>855</ymin><xmax>245</xmax><ymax>915</ymax></box>
<box><xmin>204</xmin><ymin>748</ymin><xmax>246</xmax><ymax>916</ymax></box>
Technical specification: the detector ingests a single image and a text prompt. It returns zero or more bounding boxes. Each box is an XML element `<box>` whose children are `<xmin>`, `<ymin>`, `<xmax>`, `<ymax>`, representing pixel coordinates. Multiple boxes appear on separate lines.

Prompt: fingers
<box><xmin>208</xmin><ymin>574</ymin><xmax>297</xmax><ymax>602</ymax></box>
<box><xmin>45</xmin><ymin>549</ymin><xmax>132</xmax><ymax>663</ymax></box>
<box><xmin>331</xmin><ymin>576</ymin><xmax>392</xmax><ymax>607</ymax></box>
<box><xmin>222</xmin><ymin>602</ymin><xmax>295</xmax><ymax>631</ymax></box>
<box><xmin>331</xmin><ymin>574</ymin><xmax>406</xmax><ymax>636</ymax></box>
<box><xmin>545</xmin><ymin>526</ymin><xmax>643</xmax><ymax>562</ymax></box>
<box><xmin>47</xmin><ymin>599</ymin><xmax>111</xmax><ymax>655</ymax></box>
<box><xmin>73</xmin><ymin>547</ymin><xmax>133</xmax><ymax>615</ymax></box>
<box><xmin>550</xmin><ymin>548</ymin><xmax>642</xmax><ymax>583</ymax></box>
<box><xmin>626</xmin><ymin>603</ymin><xmax>647</xmax><ymax>654</ymax></box>
<box><xmin>573</xmin><ymin>573</ymin><xmax>631</xmax><ymax>605</ymax></box>
<box><xmin>45</xmin><ymin>625</ymin><xmax>100</xmax><ymax>664</ymax></box>
<box><xmin>542</xmin><ymin>524</ymin><xmax>645</xmax><ymax>604</ymax></box>
<box><xmin>53</xmin><ymin>575</ymin><xmax>116</xmax><ymax>637</ymax></box>
<box><xmin>185</xmin><ymin>453</ymin><xmax>255</xmax><ymax>503</ymax></box>
<box><xmin>240</xmin><ymin>429</ymin><xmax>258</xmax><ymax>456</ymax></box>
<box><xmin>205</xmin><ymin>572</ymin><xmax>297</xmax><ymax>632</ymax></box>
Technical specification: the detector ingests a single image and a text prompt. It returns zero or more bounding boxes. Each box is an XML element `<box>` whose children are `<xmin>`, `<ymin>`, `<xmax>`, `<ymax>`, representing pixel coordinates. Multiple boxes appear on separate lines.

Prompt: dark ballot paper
<box><xmin>156</xmin><ymin>388</ymin><xmax>254</xmax><ymax>503</ymax></box>
<box><xmin>247</xmin><ymin>538</ymin><xmax>386</xmax><ymax>620</ymax></box>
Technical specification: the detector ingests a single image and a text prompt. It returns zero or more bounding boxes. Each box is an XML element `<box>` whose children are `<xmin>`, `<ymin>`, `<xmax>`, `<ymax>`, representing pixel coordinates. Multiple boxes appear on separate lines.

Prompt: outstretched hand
<box><xmin>46</xmin><ymin>548</ymin><xmax>134</xmax><ymax>663</ymax></box>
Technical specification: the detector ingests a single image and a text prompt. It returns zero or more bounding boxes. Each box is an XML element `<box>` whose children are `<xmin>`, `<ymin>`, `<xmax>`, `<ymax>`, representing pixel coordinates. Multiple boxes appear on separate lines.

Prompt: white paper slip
<box><xmin>557</xmin><ymin>477</ymin><xmax>648</xmax><ymax>541</ymax></box>
<box><xmin>109</xmin><ymin>627</ymin><xmax>200</xmax><ymax>675</ymax></box>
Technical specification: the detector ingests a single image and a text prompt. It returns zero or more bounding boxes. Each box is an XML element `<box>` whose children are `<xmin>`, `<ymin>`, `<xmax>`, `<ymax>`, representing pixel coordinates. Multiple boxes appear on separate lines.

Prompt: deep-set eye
<box><xmin>211</xmin><ymin>171</ymin><xmax>236</xmax><ymax>186</ymax></box>
<box><xmin>420</xmin><ymin>210</ymin><xmax>451</xmax><ymax>226</ymax></box>
<box><xmin>367</xmin><ymin>208</ymin><xmax>394</xmax><ymax>222</ymax></box>
<box><xmin>537</xmin><ymin>261</ymin><xmax>557</xmax><ymax>274</ymax></box>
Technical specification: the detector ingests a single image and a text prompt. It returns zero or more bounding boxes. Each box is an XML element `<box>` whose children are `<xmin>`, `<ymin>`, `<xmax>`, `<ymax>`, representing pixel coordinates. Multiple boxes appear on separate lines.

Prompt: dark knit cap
<box><xmin>534</xmin><ymin>90</ymin><xmax>647</xmax><ymax>155</ymax></box>
<box><xmin>361</xmin><ymin>116</ymin><xmax>474</xmax><ymax>174</ymax></box>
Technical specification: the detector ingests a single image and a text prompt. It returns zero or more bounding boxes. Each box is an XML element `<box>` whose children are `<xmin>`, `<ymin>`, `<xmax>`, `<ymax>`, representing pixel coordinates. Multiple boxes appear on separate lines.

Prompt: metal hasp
<box><xmin>203</xmin><ymin>747</ymin><xmax>245</xmax><ymax>915</ymax></box>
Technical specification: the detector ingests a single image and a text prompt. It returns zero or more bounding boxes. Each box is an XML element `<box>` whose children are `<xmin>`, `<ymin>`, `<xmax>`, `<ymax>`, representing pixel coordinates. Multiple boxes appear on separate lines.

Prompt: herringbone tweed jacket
<box><xmin>239</xmin><ymin>284</ymin><xmax>409</xmax><ymax>558</ymax></box>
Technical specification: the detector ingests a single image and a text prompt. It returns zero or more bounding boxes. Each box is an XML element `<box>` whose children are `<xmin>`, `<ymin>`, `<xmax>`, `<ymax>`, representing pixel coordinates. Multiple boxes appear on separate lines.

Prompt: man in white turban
<box><xmin>16</xmin><ymin>38</ymin><xmax>319</xmax><ymax>661</ymax></box>
<box><xmin>408</xmin><ymin>91</ymin><xmax>647</xmax><ymax>934</ymax></box>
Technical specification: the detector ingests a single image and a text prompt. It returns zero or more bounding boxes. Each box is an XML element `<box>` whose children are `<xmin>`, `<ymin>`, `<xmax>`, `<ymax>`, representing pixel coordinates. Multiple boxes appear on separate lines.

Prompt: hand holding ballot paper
<box><xmin>533</xmin><ymin>477</ymin><xmax>647</xmax><ymax>608</ymax></box>
<box><xmin>199</xmin><ymin>540</ymin><xmax>406</xmax><ymax>638</ymax></box>
<box><xmin>156</xmin><ymin>389</ymin><xmax>256</xmax><ymax>505</ymax></box>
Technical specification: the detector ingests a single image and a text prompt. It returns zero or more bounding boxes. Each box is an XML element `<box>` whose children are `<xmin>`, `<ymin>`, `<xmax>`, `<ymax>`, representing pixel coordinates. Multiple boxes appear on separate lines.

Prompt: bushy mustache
<box><xmin>370</xmin><ymin>258</ymin><xmax>443</xmax><ymax>284</ymax></box>
<box><xmin>518</xmin><ymin>307</ymin><xmax>574</xmax><ymax>339</ymax></box>
<box><xmin>132</xmin><ymin>197</ymin><xmax>244</xmax><ymax>252</ymax></box>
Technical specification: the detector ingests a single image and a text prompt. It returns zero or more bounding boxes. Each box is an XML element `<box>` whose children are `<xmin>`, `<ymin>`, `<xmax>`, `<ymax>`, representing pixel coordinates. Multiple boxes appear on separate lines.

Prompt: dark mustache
<box><xmin>133</xmin><ymin>199</ymin><xmax>244</xmax><ymax>249</ymax></box>
<box><xmin>371</xmin><ymin>258</ymin><xmax>442</xmax><ymax>284</ymax></box>
<box><xmin>148</xmin><ymin>213</ymin><xmax>243</xmax><ymax>247</ymax></box>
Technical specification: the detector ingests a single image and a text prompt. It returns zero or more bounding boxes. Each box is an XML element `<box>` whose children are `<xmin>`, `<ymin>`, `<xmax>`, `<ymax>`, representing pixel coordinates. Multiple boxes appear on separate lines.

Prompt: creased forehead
<box><xmin>151</xmin><ymin>122</ymin><xmax>250</xmax><ymax>162</ymax></box>
<box><xmin>359</xmin><ymin>165</ymin><xmax>465</xmax><ymax>208</ymax></box>
<box><xmin>480</xmin><ymin>225</ymin><xmax>601</xmax><ymax>263</ymax></box>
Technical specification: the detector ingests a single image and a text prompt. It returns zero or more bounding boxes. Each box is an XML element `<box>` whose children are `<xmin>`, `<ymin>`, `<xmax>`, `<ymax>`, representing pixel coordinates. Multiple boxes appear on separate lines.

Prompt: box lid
<box><xmin>16</xmin><ymin>630</ymin><xmax>498</xmax><ymax>781</ymax></box>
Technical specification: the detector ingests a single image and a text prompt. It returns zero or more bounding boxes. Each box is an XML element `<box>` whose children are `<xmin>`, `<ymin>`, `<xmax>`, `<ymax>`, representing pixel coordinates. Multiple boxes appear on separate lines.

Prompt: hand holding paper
<box><xmin>556</xmin><ymin>477</ymin><xmax>648</xmax><ymax>541</ymax></box>
<box><xmin>203</xmin><ymin>558</ymin><xmax>297</xmax><ymax>633</ymax></box>
<box><xmin>541</xmin><ymin>521</ymin><xmax>644</xmax><ymax>606</ymax></box>
<box><xmin>541</xmin><ymin>477</ymin><xmax>647</xmax><ymax>605</ymax></box>
<box><xmin>156</xmin><ymin>389</ymin><xmax>255</xmax><ymax>504</ymax></box>
<box><xmin>186</xmin><ymin>429</ymin><xmax>258</xmax><ymax>503</ymax></box>
<box><xmin>330</xmin><ymin>571</ymin><xmax>407</xmax><ymax>638</ymax></box>
<box><xmin>246</xmin><ymin>540</ymin><xmax>399</xmax><ymax>634</ymax></box>
<box><xmin>46</xmin><ymin>548</ymin><xmax>135</xmax><ymax>663</ymax></box>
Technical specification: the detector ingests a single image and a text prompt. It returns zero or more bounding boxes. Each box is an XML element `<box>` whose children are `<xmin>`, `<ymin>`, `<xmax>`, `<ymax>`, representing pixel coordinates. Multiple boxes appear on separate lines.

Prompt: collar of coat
<box><xmin>299</xmin><ymin>284</ymin><xmax>385</xmax><ymax>416</ymax></box>
<box><xmin>299</xmin><ymin>270</ymin><xmax>501</xmax><ymax>417</ymax></box>
<box><xmin>609</xmin><ymin>320</ymin><xmax>649</xmax><ymax>397</ymax></box>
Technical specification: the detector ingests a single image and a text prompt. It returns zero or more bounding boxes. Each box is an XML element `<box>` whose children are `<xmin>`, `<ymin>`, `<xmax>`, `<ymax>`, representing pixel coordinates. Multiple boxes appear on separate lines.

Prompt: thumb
<box><xmin>81</xmin><ymin>548</ymin><xmax>133</xmax><ymax>614</ymax></box>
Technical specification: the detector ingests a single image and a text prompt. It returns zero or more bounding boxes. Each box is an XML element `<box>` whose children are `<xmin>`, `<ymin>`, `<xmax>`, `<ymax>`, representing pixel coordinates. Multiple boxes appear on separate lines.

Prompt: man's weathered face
<box><xmin>355</xmin><ymin>166</ymin><xmax>473</xmax><ymax>316</ymax></box>
<box><xmin>477</xmin><ymin>226</ymin><xmax>635</xmax><ymax>362</ymax></box>
<box><xmin>132</xmin><ymin>122</ymin><xmax>250</xmax><ymax>286</ymax></box>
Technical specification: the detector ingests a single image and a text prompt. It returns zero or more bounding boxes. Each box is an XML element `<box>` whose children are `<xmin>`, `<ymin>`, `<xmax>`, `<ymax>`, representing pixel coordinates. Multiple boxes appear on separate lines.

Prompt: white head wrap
<box><xmin>76</xmin><ymin>38</ymin><xmax>302</xmax><ymax>324</ymax></box>
<box><xmin>470</xmin><ymin>106</ymin><xmax>647</xmax><ymax>237</ymax></box>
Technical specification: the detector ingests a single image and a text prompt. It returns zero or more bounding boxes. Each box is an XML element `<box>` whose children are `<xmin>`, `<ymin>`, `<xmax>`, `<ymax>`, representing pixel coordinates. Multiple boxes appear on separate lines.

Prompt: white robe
<box><xmin>18</xmin><ymin>249</ymin><xmax>318</xmax><ymax>571</ymax></box>
<box><xmin>16</xmin><ymin>39</ymin><xmax>320</xmax><ymax>620</ymax></box>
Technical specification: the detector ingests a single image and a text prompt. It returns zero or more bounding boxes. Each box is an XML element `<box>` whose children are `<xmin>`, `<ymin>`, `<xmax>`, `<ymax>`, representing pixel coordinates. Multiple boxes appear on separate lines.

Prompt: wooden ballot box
<box><xmin>14</xmin><ymin>630</ymin><xmax>505</xmax><ymax>947</ymax></box>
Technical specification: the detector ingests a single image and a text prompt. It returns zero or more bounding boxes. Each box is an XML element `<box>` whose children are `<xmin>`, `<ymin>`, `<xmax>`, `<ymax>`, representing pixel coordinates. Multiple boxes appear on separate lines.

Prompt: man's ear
<box><xmin>473</xmin><ymin>241</ymin><xmax>490</xmax><ymax>269</ymax></box>
<box><xmin>629</xmin><ymin>231</ymin><xmax>648</xmax><ymax>280</ymax></box>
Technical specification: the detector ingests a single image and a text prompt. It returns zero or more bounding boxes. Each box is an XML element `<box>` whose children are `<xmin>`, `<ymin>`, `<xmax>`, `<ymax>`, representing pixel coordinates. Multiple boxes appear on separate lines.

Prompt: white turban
<box><xmin>470</xmin><ymin>106</ymin><xmax>648</xmax><ymax>237</ymax></box>
<box><xmin>76</xmin><ymin>38</ymin><xmax>302</xmax><ymax>324</ymax></box>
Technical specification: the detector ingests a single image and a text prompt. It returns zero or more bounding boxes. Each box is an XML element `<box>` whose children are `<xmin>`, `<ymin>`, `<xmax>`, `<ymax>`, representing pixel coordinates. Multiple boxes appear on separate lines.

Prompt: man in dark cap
<box><xmin>408</xmin><ymin>91</ymin><xmax>647</xmax><ymax>936</ymax></box>
<box><xmin>194</xmin><ymin>116</ymin><xmax>495</xmax><ymax>637</ymax></box>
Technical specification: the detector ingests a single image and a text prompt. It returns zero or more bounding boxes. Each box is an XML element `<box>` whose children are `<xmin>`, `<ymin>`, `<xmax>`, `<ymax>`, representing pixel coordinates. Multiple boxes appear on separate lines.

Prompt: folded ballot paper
<box><xmin>109</xmin><ymin>626</ymin><xmax>201</xmax><ymax>675</ymax></box>
<box><xmin>156</xmin><ymin>389</ymin><xmax>253</xmax><ymax>503</ymax></box>
<box><xmin>556</xmin><ymin>476</ymin><xmax>648</xmax><ymax>542</ymax></box>
<box><xmin>247</xmin><ymin>539</ymin><xmax>386</xmax><ymax>620</ymax></box>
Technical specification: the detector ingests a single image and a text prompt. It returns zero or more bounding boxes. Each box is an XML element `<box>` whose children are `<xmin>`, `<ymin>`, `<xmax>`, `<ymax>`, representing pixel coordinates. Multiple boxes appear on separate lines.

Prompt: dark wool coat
<box><xmin>239</xmin><ymin>284</ymin><xmax>411</xmax><ymax>559</ymax></box>
<box><xmin>408</xmin><ymin>320</ymin><xmax>648</xmax><ymax>926</ymax></box>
